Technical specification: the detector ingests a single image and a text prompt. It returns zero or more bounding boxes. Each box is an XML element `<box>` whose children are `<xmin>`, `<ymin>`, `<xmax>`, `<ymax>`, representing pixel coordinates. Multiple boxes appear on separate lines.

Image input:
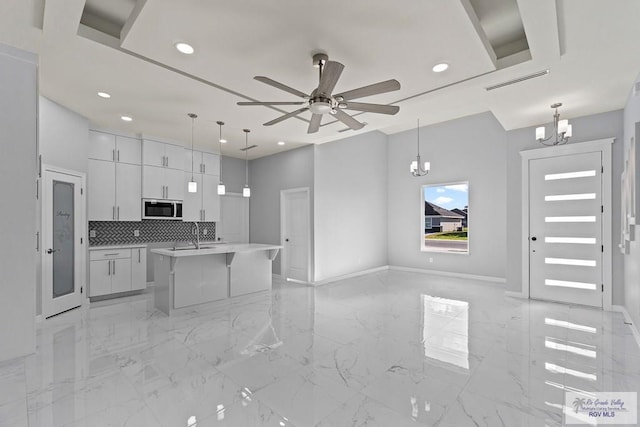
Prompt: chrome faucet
<box><xmin>191</xmin><ymin>222</ymin><xmax>200</xmax><ymax>249</ymax></box>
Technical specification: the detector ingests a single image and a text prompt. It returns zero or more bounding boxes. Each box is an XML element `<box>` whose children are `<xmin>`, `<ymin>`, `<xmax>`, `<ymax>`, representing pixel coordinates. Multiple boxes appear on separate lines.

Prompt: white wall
<box><xmin>314</xmin><ymin>131</ymin><xmax>388</xmax><ymax>282</ymax></box>
<box><xmin>623</xmin><ymin>74</ymin><xmax>640</xmax><ymax>326</ymax></box>
<box><xmin>0</xmin><ymin>44</ymin><xmax>37</xmax><ymax>361</ymax></box>
<box><xmin>387</xmin><ymin>112</ymin><xmax>507</xmax><ymax>280</ymax></box>
<box><xmin>505</xmin><ymin>110</ymin><xmax>624</xmax><ymax>303</ymax></box>
<box><xmin>249</xmin><ymin>146</ymin><xmax>314</xmax><ymax>275</ymax></box>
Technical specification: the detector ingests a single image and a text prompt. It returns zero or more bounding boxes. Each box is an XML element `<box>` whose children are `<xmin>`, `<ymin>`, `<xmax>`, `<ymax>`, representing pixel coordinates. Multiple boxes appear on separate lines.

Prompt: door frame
<box><xmin>520</xmin><ymin>139</ymin><xmax>614</xmax><ymax>309</ymax></box>
<box><xmin>280</xmin><ymin>187</ymin><xmax>312</xmax><ymax>283</ymax></box>
<box><xmin>41</xmin><ymin>165</ymin><xmax>87</xmax><ymax>318</ymax></box>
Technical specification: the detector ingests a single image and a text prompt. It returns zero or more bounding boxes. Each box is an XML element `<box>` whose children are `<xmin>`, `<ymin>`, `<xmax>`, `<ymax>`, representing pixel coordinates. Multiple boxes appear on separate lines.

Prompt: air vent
<box><xmin>240</xmin><ymin>144</ymin><xmax>258</xmax><ymax>151</ymax></box>
<box><xmin>485</xmin><ymin>69</ymin><xmax>549</xmax><ymax>91</ymax></box>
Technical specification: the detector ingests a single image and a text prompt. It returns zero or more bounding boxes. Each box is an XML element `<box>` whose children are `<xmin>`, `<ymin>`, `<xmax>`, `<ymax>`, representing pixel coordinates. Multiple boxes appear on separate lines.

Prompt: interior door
<box><xmin>529</xmin><ymin>152</ymin><xmax>603</xmax><ymax>307</ymax></box>
<box><xmin>43</xmin><ymin>169</ymin><xmax>84</xmax><ymax>317</ymax></box>
<box><xmin>219</xmin><ymin>194</ymin><xmax>248</xmax><ymax>243</ymax></box>
<box><xmin>281</xmin><ymin>189</ymin><xmax>310</xmax><ymax>283</ymax></box>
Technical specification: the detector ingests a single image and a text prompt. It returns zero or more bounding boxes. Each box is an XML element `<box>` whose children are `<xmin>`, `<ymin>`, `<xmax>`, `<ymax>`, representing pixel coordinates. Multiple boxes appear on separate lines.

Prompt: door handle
<box><xmin>285</xmin><ymin>238</ymin><xmax>289</xmax><ymax>242</ymax></box>
<box><xmin>531</xmin><ymin>237</ymin><xmax>537</xmax><ymax>241</ymax></box>
<box><xmin>46</xmin><ymin>248</ymin><xmax>58</xmax><ymax>254</ymax></box>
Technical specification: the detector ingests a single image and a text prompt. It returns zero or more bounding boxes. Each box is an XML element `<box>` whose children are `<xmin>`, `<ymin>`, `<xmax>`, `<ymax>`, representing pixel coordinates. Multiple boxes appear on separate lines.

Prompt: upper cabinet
<box><xmin>184</xmin><ymin>149</ymin><xmax>220</xmax><ymax>176</ymax></box>
<box><xmin>88</xmin><ymin>131</ymin><xmax>141</xmax><ymax>164</ymax></box>
<box><xmin>143</xmin><ymin>139</ymin><xmax>184</xmax><ymax>170</ymax></box>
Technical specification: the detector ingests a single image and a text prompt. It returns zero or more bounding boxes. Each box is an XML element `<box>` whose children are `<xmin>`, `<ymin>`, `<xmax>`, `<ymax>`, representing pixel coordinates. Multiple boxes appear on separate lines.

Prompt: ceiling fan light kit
<box><xmin>238</xmin><ymin>53</ymin><xmax>401</xmax><ymax>134</ymax></box>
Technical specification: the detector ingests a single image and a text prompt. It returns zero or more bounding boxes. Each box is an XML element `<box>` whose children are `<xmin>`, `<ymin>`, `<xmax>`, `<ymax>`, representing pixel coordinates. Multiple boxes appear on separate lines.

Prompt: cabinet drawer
<box><xmin>90</xmin><ymin>249</ymin><xmax>131</xmax><ymax>261</ymax></box>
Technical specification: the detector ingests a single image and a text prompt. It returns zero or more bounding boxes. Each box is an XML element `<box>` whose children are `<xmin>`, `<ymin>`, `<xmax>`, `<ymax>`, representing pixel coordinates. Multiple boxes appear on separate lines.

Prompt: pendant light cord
<box><xmin>217</xmin><ymin>121</ymin><xmax>224</xmax><ymax>182</ymax></box>
<box><xmin>416</xmin><ymin>118</ymin><xmax>420</xmax><ymax>157</ymax></box>
<box><xmin>188</xmin><ymin>113</ymin><xmax>197</xmax><ymax>181</ymax></box>
<box><xmin>244</xmin><ymin>129</ymin><xmax>249</xmax><ymax>185</ymax></box>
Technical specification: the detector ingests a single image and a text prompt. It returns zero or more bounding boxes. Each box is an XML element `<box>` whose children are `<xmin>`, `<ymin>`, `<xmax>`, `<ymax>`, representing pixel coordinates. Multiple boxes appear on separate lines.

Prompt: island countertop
<box><xmin>151</xmin><ymin>243</ymin><xmax>282</xmax><ymax>258</ymax></box>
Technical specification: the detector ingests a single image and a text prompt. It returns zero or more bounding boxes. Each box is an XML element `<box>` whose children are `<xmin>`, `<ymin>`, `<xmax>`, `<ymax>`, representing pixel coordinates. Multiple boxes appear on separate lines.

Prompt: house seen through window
<box><xmin>421</xmin><ymin>182</ymin><xmax>469</xmax><ymax>254</ymax></box>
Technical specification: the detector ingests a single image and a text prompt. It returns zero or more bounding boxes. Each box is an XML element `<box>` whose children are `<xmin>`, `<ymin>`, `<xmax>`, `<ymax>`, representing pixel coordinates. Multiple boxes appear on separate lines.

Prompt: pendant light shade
<box><xmin>243</xmin><ymin>128</ymin><xmax>251</xmax><ymax>198</ymax></box>
<box><xmin>188</xmin><ymin>113</ymin><xmax>198</xmax><ymax>193</ymax></box>
<box><xmin>410</xmin><ymin>119</ymin><xmax>430</xmax><ymax>177</ymax></box>
<box><xmin>216</xmin><ymin>121</ymin><xmax>226</xmax><ymax>195</ymax></box>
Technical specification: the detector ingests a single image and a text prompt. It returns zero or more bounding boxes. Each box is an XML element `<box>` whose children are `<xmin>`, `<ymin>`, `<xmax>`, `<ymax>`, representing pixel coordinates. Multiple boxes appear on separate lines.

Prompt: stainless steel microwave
<box><xmin>142</xmin><ymin>199</ymin><xmax>183</xmax><ymax>220</ymax></box>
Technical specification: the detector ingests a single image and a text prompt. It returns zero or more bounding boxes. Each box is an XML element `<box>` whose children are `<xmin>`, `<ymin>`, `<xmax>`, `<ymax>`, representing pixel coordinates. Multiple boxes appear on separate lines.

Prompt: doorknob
<box><xmin>530</xmin><ymin>237</ymin><xmax>537</xmax><ymax>241</ymax></box>
<box><xmin>285</xmin><ymin>238</ymin><xmax>289</xmax><ymax>242</ymax></box>
<box><xmin>46</xmin><ymin>248</ymin><xmax>58</xmax><ymax>254</ymax></box>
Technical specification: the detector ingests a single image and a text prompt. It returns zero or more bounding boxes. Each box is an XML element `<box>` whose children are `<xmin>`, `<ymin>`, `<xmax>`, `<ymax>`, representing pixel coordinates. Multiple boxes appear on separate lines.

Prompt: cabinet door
<box><xmin>202</xmin><ymin>152</ymin><xmax>220</xmax><ymax>176</ymax></box>
<box><xmin>202</xmin><ymin>174</ymin><xmax>220</xmax><ymax>221</ymax></box>
<box><xmin>142</xmin><ymin>166</ymin><xmax>165</xmax><ymax>199</ymax></box>
<box><xmin>142</xmin><ymin>140</ymin><xmax>166</xmax><ymax>167</ymax></box>
<box><xmin>88</xmin><ymin>131</ymin><xmax>116</xmax><ymax>161</ymax></box>
<box><xmin>111</xmin><ymin>258</ymin><xmax>132</xmax><ymax>294</ymax></box>
<box><xmin>131</xmin><ymin>248</ymin><xmax>147</xmax><ymax>291</ymax></box>
<box><xmin>164</xmin><ymin>143</ymin><xmax>185</xmax><ymax>170</ymax></box>
<box><xmin>116</xmin><ymin>136</ymin><xmax>141</xmax><ymax>165</ymax></box>
<box><xmin>165</xmin><ymin>168</ymin><xmax>184</xmax><ymax>200</ymax></box>
<box><xmin>88</xmin><ymin>159</ymin><xmax>116</xmax><ymax>221</ymax></box>
<box><xmin>90</xmin><ymin>260</ymin><xmax>112</xmax><ymax>296</ymax></box>
<box><xmin>184</xmin><ymin>149</ymin><xmax>202</xmax><ymax>173</ymax></box>
<box><xmin>183</xmin><ymin>172</ymin><xmax>203</xmax><ymax>221</ymax></box>
<box><xmin>116</xmin><ymin>163</ymin><xmax>141</xmax><ymax>221</ymax></box>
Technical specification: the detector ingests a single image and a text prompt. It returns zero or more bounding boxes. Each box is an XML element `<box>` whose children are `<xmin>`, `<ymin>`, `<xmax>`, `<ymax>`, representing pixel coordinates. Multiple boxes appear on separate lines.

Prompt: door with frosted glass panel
<box><xmin>529</xmin><ymin>152</ymin><xmax>603</xmax><ymax>307</ymax></box>
<box><xmin>43</xmin><ymin>169</ymin><xmax>83</xmax><ymax>317</ymax></box>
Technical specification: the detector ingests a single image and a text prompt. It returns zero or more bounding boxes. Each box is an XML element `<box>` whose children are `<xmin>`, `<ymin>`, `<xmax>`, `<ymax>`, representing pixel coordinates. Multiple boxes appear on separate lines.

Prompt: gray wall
<box><xmin>623</xmin><ymin>74</ymin><xmax>640</xmax><ymax>326</ymax></box>
<box><xmin>221</xmin><ymin>155</ymin><xmax>247</xmax><ymax>194</ymax></box>
<box><xmin>314</xmin><ymin>131</ymin><xmax>388</xmax><ymax>282</ymax></box>
<box><xmin>505</xmin><ymin>110</ymin><xmax>624</xmax><ymax>303</ymax></box>
<box><xmin>0</xmin><ymin>44</ymin><xmax>37</xmax><ymax>361</ymax></box>
<box><xmin>387</xmin><ymin>112</ymin><xmax>508</xmax><ymax>279</ymax></box>
<box><xmin>249</xmin><ymin>145</ymin><xmax>315</xmax><ymax>275</ymax></box>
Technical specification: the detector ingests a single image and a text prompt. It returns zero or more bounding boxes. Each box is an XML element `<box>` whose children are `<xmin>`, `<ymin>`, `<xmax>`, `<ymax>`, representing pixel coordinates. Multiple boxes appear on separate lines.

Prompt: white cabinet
<box><xmin>89</xmin><ymin>246</ymin><xmax>147</xmax><ymax>297</ymax></box>
<box><xmin>142</xmin><ymin>166</ymin><xmax>183</xmax><ymax>200</ymax></box>
<box><xmin>182</xmin><ymin>172</ymin><xmax>220</xmax><ymax>222</ymax></box>
<box><xmin>89</xmin><ymin>131</ymin><xmax>141</xmax><ymax>164</ymax></box>
<box><xmin>143</xmin><ymin>139</ymin><xmax>184</xmax><ymax>169</ymax></box>
<box><xmin>88</xmin><ymin>159</ymin><xmax>141</xmax><ymax>221</ymax></box>
<box><xmin>184</xmin><ymin>149</ymin><xmax>220</xmax><ymax>176</ymax></box>
<box><xmin>143</xmin><ymin>140</ymin><xmax>184</xmax><ymax>200</ymax></box>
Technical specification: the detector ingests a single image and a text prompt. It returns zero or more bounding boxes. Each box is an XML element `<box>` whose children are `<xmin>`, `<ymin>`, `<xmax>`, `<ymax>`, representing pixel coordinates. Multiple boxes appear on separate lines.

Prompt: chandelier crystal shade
<box><xmin>535</xmin><ymin>103</ymin><xmax>572</xmax><ymax>146</ymax></box>
<box><xmin>216</xmin><ymin>121</ymin><xmax>226</xmax><ymax>195</ymax></box>
<box><xmin>187</xmin><ymin>113</ymin><xmax>198</xmax><ymax>193</ymax></box>
<box><xmin>410</xmin><ymin>119</ymin><xmax>430</xmax><ymax>177</ymax></box>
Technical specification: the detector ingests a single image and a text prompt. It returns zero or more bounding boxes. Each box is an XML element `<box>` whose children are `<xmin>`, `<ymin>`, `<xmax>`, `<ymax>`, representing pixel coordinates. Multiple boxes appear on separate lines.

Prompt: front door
<box><xmin>529</xmin><ymin>152</ymin><xmax>603</xmax><ymax>307</ymax></box>
<box><xmin>281</xmin><ymin>188</ymin><xmax>310</xmax><ymax>283</ymax></box>
<box><xmin>43</xmin><ymin>168</ymin><xmax>84</xmax><ymax>318</ymax></box>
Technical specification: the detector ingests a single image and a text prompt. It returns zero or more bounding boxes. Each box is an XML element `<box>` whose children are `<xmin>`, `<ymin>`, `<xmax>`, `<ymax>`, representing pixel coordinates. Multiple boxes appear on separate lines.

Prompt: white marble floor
<box><xmin>1</xmin><ymin>270</ymin><xmax>639</xmax><ymax>426</ymax></box>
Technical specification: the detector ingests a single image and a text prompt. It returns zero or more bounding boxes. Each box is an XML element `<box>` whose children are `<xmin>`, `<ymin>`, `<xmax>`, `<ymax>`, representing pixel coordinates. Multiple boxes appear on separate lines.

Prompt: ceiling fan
<box><xmin>237</xmin><ymin>53</ymin><xmax>401</xmax><ymax>134</ymax></box>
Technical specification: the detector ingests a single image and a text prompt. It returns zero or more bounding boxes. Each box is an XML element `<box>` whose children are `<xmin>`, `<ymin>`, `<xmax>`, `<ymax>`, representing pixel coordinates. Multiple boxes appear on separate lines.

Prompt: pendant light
<box><xmin>243</xmin><ymin>128</ymin><xmax>251</xmax><ymax>198</ymax></box>
<box><xmin>535</xmin><ymin>103</ymin><xmax>572</xmax><ymax>146</ymax></box>
<box><xmin>410</xmin><ymin>119</ymin><xmax>430</xmax><ymax>177</ymax></box>
<box><xmin>187</xmin><ymin>113</ymin><xmax>198</xmax><ymax>193</ymax></box>
<box><xmin>216</xmin><ymin>121</ymin><xmax>226</xmax><ymax>195</ymax></box>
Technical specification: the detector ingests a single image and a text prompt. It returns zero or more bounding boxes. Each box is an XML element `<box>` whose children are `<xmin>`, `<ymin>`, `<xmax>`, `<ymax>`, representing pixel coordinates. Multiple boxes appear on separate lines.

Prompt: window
<box><xmin>421</xmin><ymin>182</ymin><xmax>469</xmax><ymax>254</ymax></box>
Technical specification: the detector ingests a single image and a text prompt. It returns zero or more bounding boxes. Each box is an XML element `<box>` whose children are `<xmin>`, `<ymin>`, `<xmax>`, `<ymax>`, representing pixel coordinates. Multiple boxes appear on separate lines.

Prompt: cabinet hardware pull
<box><xmin>117</xmin><ymin>150</ymin><xmax>120</xmax><ymax>162</ymax></box>
<box><xmin>113</xmin><ymin>206</ymin><xmax>116</xmax><ymax>220</ymax></box>
<box><xmin>117</xmin><ymin>206</ymin><xmax>120</xmax><ymax>220</ymax></box>
<box><xmin>138</xmin><ymin>249</ymin><xmax>141</xmax><ymax>263</ymax></box>
<box><xmin>104</xmin><ymin>253</ymin><xmax>118</xmax><ymax>256</ymax></box>
<box><xmin>112</xmin><ymin>149</ymin><xmax>115</xmax><ymax>161</ymax></box>
<box><xmin>108</xmin><ymin>259</ymin><xmax>111</xmax><ymax>275</ymax></box>
<box><xmin>113</xmin><ymin>259</ymin><xmax>116</xmax><ymax>275</ymax></box>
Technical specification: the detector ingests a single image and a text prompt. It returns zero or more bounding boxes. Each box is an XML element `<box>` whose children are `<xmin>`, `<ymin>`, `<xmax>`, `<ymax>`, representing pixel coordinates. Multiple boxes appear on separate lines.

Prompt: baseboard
<box><xmin>505</xmin><ymin>290</ymin><xmax>528</xmax><ymax>299</ymax></box>
<box><xmin>612</xmin><ymin>305</ymin><xmax>640</xmax><ymax>351</ymax></box>
<box><xmin>389</xmin><ymin>265</ymin><xmax>506</xmax><ymax>285</ymax></box>
<box><xmin>272</xmin><ymin>274</ymin><xmax>282</xmax><ymax>281</ymax></box>
<box><xmin>311</xmin><ymin>266</ymin><xmax>390</xmax><ymax>286</ymax></box>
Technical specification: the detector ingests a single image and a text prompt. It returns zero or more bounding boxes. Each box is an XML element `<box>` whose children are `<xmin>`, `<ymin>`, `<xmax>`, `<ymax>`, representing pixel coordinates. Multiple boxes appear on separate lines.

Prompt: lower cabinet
<box><xmin>89</xmin><ymin>246</ymin><xmax>147</xmax><ymax>297</ymax></box>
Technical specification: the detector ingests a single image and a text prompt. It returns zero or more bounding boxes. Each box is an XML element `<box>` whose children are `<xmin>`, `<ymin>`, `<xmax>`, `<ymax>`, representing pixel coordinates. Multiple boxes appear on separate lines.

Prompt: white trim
<box><xmin>505</xmin><ymin>290</ymin><xmax>528</xmax><ymax>299</ymax></box>
<box><xmin>280</xmin><ymin>187</ymin><xmax>312</xmax><ymax>283</ymax></box>
<box><xmin>389</xmin><ymin>265</ymin><xmax>505</xmax><ymax>284</ymax></box>
<box><xmin>312</xmin><ymin>266</ymin><xmax>390</xmax><ymax>286</ymax></box>
<box><xmin>612</xmin><ymin>305</ymin><xmax>640</xmax><ymax>351</ymax></box>
<box><xmin>520</xmin><ymin>138</ymin><xmax>614</xmax><ymax>309</ymax></box>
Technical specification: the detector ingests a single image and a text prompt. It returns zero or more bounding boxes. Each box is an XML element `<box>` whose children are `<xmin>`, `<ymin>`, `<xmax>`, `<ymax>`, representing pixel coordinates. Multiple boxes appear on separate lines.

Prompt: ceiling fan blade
<box><xmin>317</xmin><ymin>61</ymin><xmax>344</xmax><ymax>96</ymax></box>
<box><xmin>308</xmin><ymin>114</ymin><xmax>322</xmax><ymax>134</ymax></box>
<box><xmin>238</xmin><ymin>101</ymin><xmax>306</xmax><ymax>106</ymax></box>
<box><xmin>333</xmin><ymin>109</ymin><xmax>365</xmax><ymax>130</ymax></box>
<box><xmin>334</xmin><ymin>79</ymin><xmax>401</xmax><ymax>101</ymax></box>
<box><xmin>341</xmin><ymin>102</ymin><xmax>399</xmax><ymax>115</ymax></box>
<box><xmin>254</xmin><ymin>76</ymin><xmax>308</xmax><ymax>98</ymax></box>
<box><xmin>263</xmin><ymin>107</ymin><xmax>309</xmax><ymax>126</ymax></box>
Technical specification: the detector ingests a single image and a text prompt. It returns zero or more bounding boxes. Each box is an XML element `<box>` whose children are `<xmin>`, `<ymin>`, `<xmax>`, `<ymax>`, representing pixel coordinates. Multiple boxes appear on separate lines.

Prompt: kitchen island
<box><xmin>151</xmin><ymin>243</ymin><xmax>281</xmax><ymax>315</ymax></box>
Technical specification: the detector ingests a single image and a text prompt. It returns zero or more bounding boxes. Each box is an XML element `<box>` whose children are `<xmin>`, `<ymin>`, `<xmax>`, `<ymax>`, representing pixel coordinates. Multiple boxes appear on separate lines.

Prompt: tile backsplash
<box><xmin>89</xmin><ymin>220</ymin><xmax>216</xmax><ymax>246</ymax></box>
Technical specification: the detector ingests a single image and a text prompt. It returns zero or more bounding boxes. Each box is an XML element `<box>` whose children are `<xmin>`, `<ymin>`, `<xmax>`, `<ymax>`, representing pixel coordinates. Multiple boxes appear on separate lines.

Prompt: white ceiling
<box><xmin>1</xmin><ymin>0</ymin><xmax>639</xmax><ymax>159</ymax></box>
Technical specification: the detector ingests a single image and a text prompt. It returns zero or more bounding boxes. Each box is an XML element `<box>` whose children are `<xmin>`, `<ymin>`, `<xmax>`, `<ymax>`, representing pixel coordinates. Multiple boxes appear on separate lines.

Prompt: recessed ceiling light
<box><xmin>277</xmin><ymin>141</ymin><xmax>285</xmax><ymax>146</ymax></box>
<box><xmin>432</xmin><ymin>63</ymin><xmax>449</xmax><ymax>73</ymax></box>
<box><xmin>175</xmin><ymin>42</ymin><xmax>194</xmax><ymax>55</ymax></box>
<box><xmin>219</xmin><ymin>138</ymin><xmax>227</xmax><ymax>144</ymax></box>
<box><xmin>121</xmin><ymin>115</ymin><xmax>133</xmax><ymax>122</ymax></box>
<box><xmin>97</xmin><ymin>92</ymin><xmax>111</xmax><ymax>99</ymax></box>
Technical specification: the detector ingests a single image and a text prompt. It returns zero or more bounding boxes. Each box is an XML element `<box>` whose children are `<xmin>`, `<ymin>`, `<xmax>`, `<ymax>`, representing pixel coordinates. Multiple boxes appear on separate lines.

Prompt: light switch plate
<box><xmin>89</xmin><ymin>230</ymin><xmax>96</xmax><ymax>238</ymax></box>
<box><xmin>134</xmin><ymin>229</ymin><xmax>140</xmax><ymax>237</ymax></box>
<box><xmin>203</xmin><ymin>228</ymin><xmax>208</xmax><ymax>235</ymax></box>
